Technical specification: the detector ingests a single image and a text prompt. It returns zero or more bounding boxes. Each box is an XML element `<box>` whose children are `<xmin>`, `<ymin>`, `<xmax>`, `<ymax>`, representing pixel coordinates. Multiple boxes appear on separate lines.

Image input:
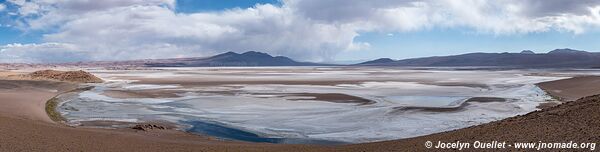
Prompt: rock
<box><xmin>131</xmin><ymin>124</ymin><xmax>167</xmax><ymax>131</ymax></box>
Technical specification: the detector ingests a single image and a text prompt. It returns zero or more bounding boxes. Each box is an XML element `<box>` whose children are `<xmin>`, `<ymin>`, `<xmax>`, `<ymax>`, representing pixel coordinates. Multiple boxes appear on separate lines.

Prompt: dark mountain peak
<box><xmin>145</xmin><ymin>51</ymin><xmax>327</xmax><ymax>67</ymax></box>
<box><xmin>548</xmin><ymin>48</ymin><xmax>588</xmax><ymax>54</ymax></box>
<box><xmin>241</xmin><ymin>51</ymin><xmax>273</xmax><ymax>57</ymax></box>
<box><xmin>210</xmin><ymin>51</ymin><xmax>275</xmax><ymax>60</ymax></box>
<box><xmin>362</xmin><ymin>48</ymin><xmax>600</xmax><ymax>68</ymax></box>
<box><xmin>359</xmin><ymin>58</ymin><xmax>396</xmax><ymax>65</ymax></box>
<box><xmin>223</xmin><ymin>51</ymin><xmax>238</xmax><ymax>55</ymax></box>
<box><xmin>520</xmin><ymin>50</ymin><xmax>535</xmax><ymax>54</ymax></box>
<box><xmin>212</xmin><ymin>51</ymin><xmax>239</xmax><ymax>58</ymax></box>
<box><xmin>375</xmin><ymin>58</ymin><xmax>395</xmax><ymax>62</ymax></box>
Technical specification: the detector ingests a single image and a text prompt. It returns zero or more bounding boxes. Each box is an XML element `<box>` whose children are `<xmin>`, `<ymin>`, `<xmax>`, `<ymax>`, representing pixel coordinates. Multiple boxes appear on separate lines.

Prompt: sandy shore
<box><xmin>0</xmin><ymin>80</ymin><xmax>76</xmax><ymax>122</ymax></box>
<box><xmin>343</xmin><ymin>94</ymin><xmax>600</xmax><ymax>151</ymax></box>
<box><xmin>333</xmin><ymin>77</ymin><xmax>600</xmax><ymax>151</ymax></box>
<box><xmin>0</xmin><ymin>78</ymin><xmax>333</xmax><ymax>151</ymax></box>
<box><xmin>2</xmin><ymin>70</ymin><xmax>599</xmax><ymax>151</ymax></box>
<box><xmin>537</xmin><ymin>76</ymin><xmax>600</xmax><ymax>101</ymax></box>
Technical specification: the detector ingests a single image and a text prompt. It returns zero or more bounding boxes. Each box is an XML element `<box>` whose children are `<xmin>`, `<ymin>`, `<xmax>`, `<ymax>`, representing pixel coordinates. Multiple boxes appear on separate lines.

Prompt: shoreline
<box><xmin>0</xmin><ymin>78</ymin><xmax>328</xmax><ymax>151</ymax></box>
<box><xmin>537</xmin><ymin>76</ymin><xmax>600</xmax><ymax>101</ymax></box>
<box><xmin>44</xmin><ymin>85</ymin><xmax>213</xmax><ymax>138</ymax></box>
<box><xmin>46</xmin><ymin>76</ymin><xmax>567</xmax><ymax>145</ymax></box>
<box><xmin>48</xmin><ymin>85</ymin><xmax>351</xmax><ymax>145</ymax></box>
<box><xmin>46</xmin><ymin>86</ymin><xmax>96</xmax><ymax>122</ymax></box>
<box><xmin>3</xmin><ymin>69</ymin><xmax>599</xmax><ymax>151</ymax></box>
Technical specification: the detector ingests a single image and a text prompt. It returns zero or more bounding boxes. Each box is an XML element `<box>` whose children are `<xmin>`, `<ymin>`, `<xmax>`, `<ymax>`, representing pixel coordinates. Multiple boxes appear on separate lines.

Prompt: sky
<box><xmin>1</xmin><ymin>0</ymin><xmax>600</xmax><ymax>63</ymax></box>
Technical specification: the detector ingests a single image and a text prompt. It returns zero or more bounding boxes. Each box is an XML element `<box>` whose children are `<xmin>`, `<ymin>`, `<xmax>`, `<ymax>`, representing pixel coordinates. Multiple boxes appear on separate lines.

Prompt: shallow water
<box><xmin>57</xmin><ymin>67</ymin><xmax>566</xmax><ymax>143</ymax></box>
<box><xmin>186</xmin><ymin>120</ymin><xmax>347</xmax><ymax>144</ymax></box>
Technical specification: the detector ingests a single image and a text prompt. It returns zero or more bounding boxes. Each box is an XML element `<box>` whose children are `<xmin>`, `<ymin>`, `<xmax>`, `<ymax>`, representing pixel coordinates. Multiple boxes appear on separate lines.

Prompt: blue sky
<box><xmin>175</xmin><ymin>0</ymin><xmax>280</xmax><ymax>13</ymax></box>
<box><xmin>1</xmin><ymin>0</ymin><xmax>600</xmax><ymax>63</ymax></box>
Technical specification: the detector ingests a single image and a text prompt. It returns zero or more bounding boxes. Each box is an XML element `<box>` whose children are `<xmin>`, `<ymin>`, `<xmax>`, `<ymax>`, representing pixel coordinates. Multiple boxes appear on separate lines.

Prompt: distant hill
<box><xmin>520</xmin><ymin>50</ymin><xmax>535</xmax><ymax>54</ymax></box>
<box><xmin>144</xmin><ymin>51</ymin><xmax>327</xmax><ymax>67</ymax></box>
<box><xmin>357</xmin><ymin>48</ymin><xmax>600</xmax><ymax>68</ymax></box>
<box><xmin>358</xmin><ymin>58</ymin><xmax>395</xmax><ymax>65</ymax></box>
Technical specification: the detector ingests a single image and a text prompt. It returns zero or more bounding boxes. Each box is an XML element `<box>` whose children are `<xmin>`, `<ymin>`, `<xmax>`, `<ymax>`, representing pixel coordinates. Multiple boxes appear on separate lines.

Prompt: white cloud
<box><xmin>0</xmin><ymin>4</ymin><xmax>6</xmax><ymax>11</ymax></box>
<box><xmin>39</xmin><ymin>3</ymin><xmax>363</xmax><ymax>61</ymax></box>
<box><xmin>0</xmin><ymin>43</ymin><xmax>89</xmax><ymax>63</ymax></box>
<box><xmin>516</xmin><ymin>0</ymin><xmax>600</xmax><ymax>17</ymax></box>
<box><xmin>287</xmin><ymin>0</ymin><xmax>600</xmax><ymax>35</ymax></box>
<box><xmin>2</xmin><ymin>0</ymin><xmax>600</xmax><ymax>63</ymax></box>
<box><xmin>284</xmin><ymin>0</ymin><xmax>418</xmax><ymax>23</ymax></box>
<box><xmin>7</xmin><ymin>0</ymin><xmax>175</xmax><ymax>30</ymax></box>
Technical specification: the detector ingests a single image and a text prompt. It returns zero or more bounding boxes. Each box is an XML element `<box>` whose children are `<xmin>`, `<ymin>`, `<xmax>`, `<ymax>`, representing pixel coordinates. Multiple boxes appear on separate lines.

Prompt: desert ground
<box><xmin>0</xmin><ymin>67</ymin><xmax>599</xmax><ymax>151</ymax></box>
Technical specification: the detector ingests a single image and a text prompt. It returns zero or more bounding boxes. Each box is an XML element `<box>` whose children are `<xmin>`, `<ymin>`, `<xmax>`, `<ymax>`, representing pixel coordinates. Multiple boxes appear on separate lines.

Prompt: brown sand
<box><xmin>0</xmin><ymin>70</ymin><xmax>24</xmax><ymax>77</ymax></box>
<box><xmin>0</xmin><ymin>80</ymin><xmax>77</xmax><ymax>122</ymax></box>
<box><xmin>537</xmin><ymin>76</ymin><xmax>600</xmax><ymax>101</ymax></box>
<box><xmin>0</xmin><ymin>115</ymin><xmax>334</xmax><ymax>152</ymax></box>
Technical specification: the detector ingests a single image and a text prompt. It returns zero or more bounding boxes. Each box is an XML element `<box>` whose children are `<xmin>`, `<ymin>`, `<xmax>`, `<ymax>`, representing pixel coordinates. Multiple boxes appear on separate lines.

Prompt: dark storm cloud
<box><xmin>520</xmin><ymin>0</ymin><xmax>600</xmax><ymax>17</ymax></box>
<box><xmin>285</xmin><ymin>0</ymin><xmax>418</xmax><ymax>23</ymax></box>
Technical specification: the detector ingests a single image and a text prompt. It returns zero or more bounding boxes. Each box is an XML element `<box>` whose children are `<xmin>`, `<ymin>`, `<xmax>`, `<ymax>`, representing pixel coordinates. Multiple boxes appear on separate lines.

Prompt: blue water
<box><xmin>185</xmin><ymin>121</ymin><xmax>347</xmax><ymax>145</ymax></box>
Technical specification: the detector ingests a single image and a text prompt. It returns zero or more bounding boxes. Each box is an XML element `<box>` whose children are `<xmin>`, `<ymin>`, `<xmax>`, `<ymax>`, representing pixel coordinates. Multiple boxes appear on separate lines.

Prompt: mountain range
<box><xmin>143</xmin><ymin>51</ymin><xmax>326</xmax><ymax>67</ymax></box>
<box><xmin>55</xmin><ymin>51</ymin><xmax>327</xmax><ymax>67</ymax></box>
<box><xmin>18</xmin><ymin>48</ymin><xmax>600</xmax><ymax>68</ymax></box>
<box><xmin>358</xmin><ymin>48</ymin><xmax>600</xmax><ymax>68</ymax></box>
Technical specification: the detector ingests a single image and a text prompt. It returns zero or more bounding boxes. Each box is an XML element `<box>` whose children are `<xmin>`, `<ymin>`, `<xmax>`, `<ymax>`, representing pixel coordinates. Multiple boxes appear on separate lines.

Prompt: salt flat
<box><xmin>57</xmin><ymin>67</ymin><xmax>573</xmax><ymax>143</ymax></box>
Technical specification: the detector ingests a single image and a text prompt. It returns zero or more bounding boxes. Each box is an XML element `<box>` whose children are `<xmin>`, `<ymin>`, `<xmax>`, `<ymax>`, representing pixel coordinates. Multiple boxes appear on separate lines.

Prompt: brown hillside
<box><xmin>342</xmin><ymin>95</ymin><xmax>600</xmax><ymax>151</ymax></box>
<box><xmin>21</xmin><ymin>70</ymin><xmax>103</xmax><ymax>83</ymax></box>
